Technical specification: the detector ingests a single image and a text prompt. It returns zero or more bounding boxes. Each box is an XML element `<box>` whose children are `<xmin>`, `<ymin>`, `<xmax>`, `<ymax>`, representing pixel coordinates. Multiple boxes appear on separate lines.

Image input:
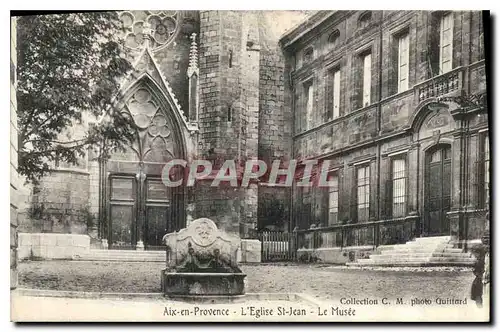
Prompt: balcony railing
<box><xmin>293</xmin><ymin>216</ymin><xmax>419</xmax><ymax>251</ymax></box>
<box><xmin>416</xmin><ymin>67</ymin><xmax>464</xmax><ymax>103</ymax></box>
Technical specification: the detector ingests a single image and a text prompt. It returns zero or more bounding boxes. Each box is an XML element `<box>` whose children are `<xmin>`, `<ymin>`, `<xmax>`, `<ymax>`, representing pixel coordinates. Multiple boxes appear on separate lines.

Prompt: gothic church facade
<box><xmin>18</xmin><ymin>11</ymin><xmax>488</xmax><ymax>261</ymax></box>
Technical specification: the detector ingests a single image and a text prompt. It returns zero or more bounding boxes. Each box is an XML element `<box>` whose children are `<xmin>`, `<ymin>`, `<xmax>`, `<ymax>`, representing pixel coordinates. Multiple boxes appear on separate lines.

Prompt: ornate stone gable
<box><xmin>120</xmin><ymin>86</ymin><xmax>177</xmax><ymax>162</ymax></box>
<box><xmin>118</xmin><ymin>47</ymin><xmax>198</xmax><ymax>134</ymax></box>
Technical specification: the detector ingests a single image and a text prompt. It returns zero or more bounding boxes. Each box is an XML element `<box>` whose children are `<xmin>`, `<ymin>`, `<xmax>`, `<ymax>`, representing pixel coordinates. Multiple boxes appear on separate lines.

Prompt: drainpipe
<box><xmin>376</xmin><ymin>14</ymin><xmax>384</xmax><ymax>223</ymax></box>
<box><xmin>286</xmin><ymin>49</ymin><xmax>296</xmax><ymax>234</ymax></box>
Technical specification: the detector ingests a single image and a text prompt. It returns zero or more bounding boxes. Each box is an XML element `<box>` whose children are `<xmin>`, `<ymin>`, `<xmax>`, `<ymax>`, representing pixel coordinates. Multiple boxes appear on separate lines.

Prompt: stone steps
<box><xmin>376</xmin><ymin>247</ymin><xmax>462</xmax><ymax>254</ymax></box>
<box><xmin>366</xmin><ymin>256</ymin><xmax>475</xmax><ymax>263</ymax></box>
<box><xmin>370</xmin><ymin>252</ymin><xmax>473</xmax><ymax>260</ymax></box>
<box><xmin>73</xmin><ymin>250</ymin><xmax>166</xmax><ymax>262</ymax></box>
<box><xmin>348</xmin><ymin>236</ymin><xmax>475</xmax><ymax>267</ymax></box>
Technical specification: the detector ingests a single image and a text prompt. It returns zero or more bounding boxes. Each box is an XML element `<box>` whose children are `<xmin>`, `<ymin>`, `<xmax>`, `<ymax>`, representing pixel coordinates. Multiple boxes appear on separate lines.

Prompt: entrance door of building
<box><xmin>424</xmin><ymin>145</ymin><xmax>452</xmax><ymax>236</ymax></box>
<box><xmin>108</xmin><ymin>175</ymin><xmax>173</xmax><ymax>250</ymax></box>
<box><xmin>144</xmin><ymin>177</ymin><xmax>171</xmax><ymax>250</ymax></box>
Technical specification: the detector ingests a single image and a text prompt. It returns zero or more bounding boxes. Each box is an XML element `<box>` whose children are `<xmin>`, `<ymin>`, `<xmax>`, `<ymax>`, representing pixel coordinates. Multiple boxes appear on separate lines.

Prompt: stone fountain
<box><xmin>161</xmin><ymin>218</ymin><xmax>246</xmax><ymax>296</ymax></box>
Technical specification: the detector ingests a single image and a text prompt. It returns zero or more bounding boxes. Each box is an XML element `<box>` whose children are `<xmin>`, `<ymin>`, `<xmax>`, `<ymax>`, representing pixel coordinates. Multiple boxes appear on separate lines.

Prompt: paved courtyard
<box><xmin>18</xmin><ymin>261</ymin><xmax>475</xmax><ymax>301</ymax></box>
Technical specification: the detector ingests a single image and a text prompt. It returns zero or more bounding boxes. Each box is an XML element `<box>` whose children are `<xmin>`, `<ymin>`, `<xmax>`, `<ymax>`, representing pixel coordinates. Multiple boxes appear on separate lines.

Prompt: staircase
<box><xmin>348</xmin><ymin>236</ymin><xmax>476</xmax><ymax>267</ymax></box>
<box><xmin>73</xmin><ymin>249</ymin><xmax>166</xmax><ymax>262</ymax></box>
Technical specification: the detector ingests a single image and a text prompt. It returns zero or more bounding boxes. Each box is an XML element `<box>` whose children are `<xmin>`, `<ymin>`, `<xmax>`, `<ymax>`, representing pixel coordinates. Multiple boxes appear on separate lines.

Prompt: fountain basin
<box><xmin>161</xmin><ymin>271</ymin><xmax>246</xmax><ymax>296</ymax></box>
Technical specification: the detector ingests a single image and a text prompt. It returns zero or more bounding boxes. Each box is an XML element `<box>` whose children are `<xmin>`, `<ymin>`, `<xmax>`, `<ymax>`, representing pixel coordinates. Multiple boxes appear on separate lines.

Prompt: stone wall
<box><xmin>256</xmin><ymin>11</ymin><xmax>313</xmax><ymax>231</ymax></box>
<box><xmin>22</xmin><ymin>170</ymin><xmax>92</xmax><ymax>234</ymax></box>
<box><xmin>10</xmin><ymin>17</ymin><xmax>18</xmax><ymax>289</ymax></box>
<box><xmin>283</xmin><ymin>11</ymin><xmax>487</xmax><ymax>241</ymax></box>
<box><xmin>17</xmin><ymin>233</ymin><xmax>90</xmax><ymax>260</ymax></box>
<box><xmin>198</xmin><ymin>10</ymin><xmax>223</xmax><ymax>156</ymax></box>
<box><xmin>193</xmin><ymin>180</ymin><xmax>242</xmax><ymax>235</ymax></box>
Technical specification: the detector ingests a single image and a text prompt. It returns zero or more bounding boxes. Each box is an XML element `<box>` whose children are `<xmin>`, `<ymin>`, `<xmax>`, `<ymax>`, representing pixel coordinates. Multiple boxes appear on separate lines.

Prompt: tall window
<box><xmin>480</xmin><ymin>134</ymin><xmax>490</xmax><ymax>208</ymax></box>
<box><xmin>357</xmin><ymin>165</ymin><xmax>370</xmax><ymax>221</ymax></box>
<box><xmin>391</xmin><ymin>158</ymin><xmax>407</xmax><ymax>217</ymax></box>
<box><xmin>362</xmin><ymin>53</ymin><xmax>372</xmax><ymax>107</ymax></box>
<box><xmin>328</xmin><ymin>30</ymin><xmax>340</xmax><ymax>49</ymax></box>
<box><xmin>358</xmin><ymin>11</ymin><xmax>372</xmax><ymax>30</ymax></box>
<box><xmin>300</xmin><ymin>186</ymin><xmax>312</xmax><ymax>229</ymax></box>
<box><xmin>328</xmin><ymin>172</ymin><xmax>339</xmax><ymax>225</ymax></box>
<box><xmin>439</xmin><ymin>13</ymin><xmax>454</xmax><ymax>74</ymax></box>
<box><xmin>304</xmin><ymin>80</ymin><xmax>314</xmax><ymax>130</ymax></box>
<box><xmin>397</xmin><ymin>33</ymin><xmax>409</xmax><ymax>92</ymax></box>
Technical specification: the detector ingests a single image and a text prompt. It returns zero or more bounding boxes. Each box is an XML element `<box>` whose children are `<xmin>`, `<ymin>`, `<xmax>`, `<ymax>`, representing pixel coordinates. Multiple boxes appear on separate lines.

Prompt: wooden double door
<box><xmin>424</xmin><ymin>145</ymin><xmax>452</xmax><ymax>236</ymax></box>
<box><xmin>108</xmin><ymin>175</ymin><xmax>173</xmax><ymax>250</ymax></box>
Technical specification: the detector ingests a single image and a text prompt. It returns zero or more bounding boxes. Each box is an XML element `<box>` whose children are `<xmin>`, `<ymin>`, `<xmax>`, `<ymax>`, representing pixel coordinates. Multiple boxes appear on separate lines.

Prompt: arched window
<box><xmin>328</xmin><ymin>30</ymin><xmax>340</xmax><ymax>48</ymax></box>
<box><xmin>357</xmin><ymin>11</ymin><xmax>372</xmax><ymax>30</ymax></box>
<box><xmin>303</xmin><ymin>47</ymin><xmax>314</xmax><ymax>63</ymax></box>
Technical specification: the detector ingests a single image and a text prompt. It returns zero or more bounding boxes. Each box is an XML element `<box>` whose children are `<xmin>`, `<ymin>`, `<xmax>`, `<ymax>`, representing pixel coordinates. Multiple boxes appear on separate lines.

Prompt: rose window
<box><xmin>120</xmin><ymin>11</ymin><xmax>179</xmax><ymax>51</ymax></box>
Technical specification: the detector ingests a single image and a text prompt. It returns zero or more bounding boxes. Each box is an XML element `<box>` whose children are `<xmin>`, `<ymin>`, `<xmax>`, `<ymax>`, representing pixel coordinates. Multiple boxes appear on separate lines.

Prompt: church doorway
<box><xmin>103</xmin><ymin>82</ymin><xmax>185</xmax><ymax>250</ymax></box>
<box><xmin>108</xmin><ymin>173</ymin><xmax>174</xmax><ymax>250</ymax></box>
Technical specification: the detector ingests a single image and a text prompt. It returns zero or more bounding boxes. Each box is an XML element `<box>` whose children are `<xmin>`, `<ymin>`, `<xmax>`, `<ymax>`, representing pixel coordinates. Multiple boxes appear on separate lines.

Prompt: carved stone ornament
<box><xmin>119</xmin><ymin>11</ymin><xmax>181</xmax><ymax>51</ymax></box>
<box><xmin>162</xmin><ymin>218</ymin><xmax>241</xmax><ymax>272</ymax></box>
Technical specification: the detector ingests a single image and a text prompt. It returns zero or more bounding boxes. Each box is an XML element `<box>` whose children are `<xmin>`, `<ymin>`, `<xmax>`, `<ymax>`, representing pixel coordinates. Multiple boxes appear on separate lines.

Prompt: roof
<box><xmin>279</xmin><ymin>10</ymin><xmax>336</xmax><ymax>49</ymax></box>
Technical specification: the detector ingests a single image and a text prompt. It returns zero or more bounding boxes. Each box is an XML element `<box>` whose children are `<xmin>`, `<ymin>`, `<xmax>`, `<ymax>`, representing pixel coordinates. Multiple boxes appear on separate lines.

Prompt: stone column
<box><xmin>135</xmin><ymin>163</ymin><xmax>146</xmax><ymax>250</ymax></box>
<box><xmin>407</xmin><ymin>145</ymin><xmax>419</xmax><ymax>215</ymax></box>
<box><xmin>449</xmin><ymin>129</ymin><xmax>466</xmax><ymax>242</ymax></box>
<box><xmin>98</xmin><ymin>157</ymin><xmax>109</xmax><ymax>249</ymax></box>
<box><xmin>467</xmin><ymin>133</ymin><xmax>479</xmax><ymax>208</ymax></box>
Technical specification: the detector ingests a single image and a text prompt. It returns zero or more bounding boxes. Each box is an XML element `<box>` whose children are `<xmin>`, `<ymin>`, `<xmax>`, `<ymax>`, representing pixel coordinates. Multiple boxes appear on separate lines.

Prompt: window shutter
<box><xmin>429</xmin><ymin>14</ymin><xmax>441</xmax><ymax>77</ymax></box>
<box><xmin>350</xmin><ymin>167</ymin><xmax>358</xmax><ymax>222</ymax></box>
<box><xmin>352</xmin><ymin>58</ymin><xmax>361</xmax><ymax>109</ymax></box>
<box><xmin>385</xmin><ymin>177</ymin><xmax>393</xmax><ymax>219</ymax></box>
<box><xmin>337</xmin><ymin>168</ymin><xmax>345</xmax><ymax>222</ymax></box>
<box><xmin>362</xmin><ymin>53</ymin><xmax>372</xmax><ymax>106</ymax></box>
<box><xmin>322</xmin><ymin>187</ymin><xmax>329</xmax><ymax>226</ymax></box>
<box><xmin>294</xmin><ymin>90</ymin><xmax>301</xmax><ymax>132</ymax></box>
<box><xmin>474</xmin><ymin>160</ymin><xmax>481</xmax><ymax>208</ymax></box>
<box><xmin>398</xmin><ymin>33</ymin><xmax>409</xmax><ymax>92</ymax></box>
<box><xmin>333</xmin><ymin>69</ymin><xmax>341</xmax><ymax>118</ymax></box>
<box><xmin>451</xmin><ymin>13</ymin><xmax>460</xmax><ymax>69</ymax></box>
<box><xmin>326</xmin><ymin>71</ymin><xmax>334</xmax><ymax>121</ymax></box>
<box><xmin>390</xmin><ymin>37</ymin><xmax>399</xmax><ymax>95</ymax></box>
<box><xmin>440</xmin><ymin>13</ymin><xmax>454</xmax><ymax>73</ymax></box>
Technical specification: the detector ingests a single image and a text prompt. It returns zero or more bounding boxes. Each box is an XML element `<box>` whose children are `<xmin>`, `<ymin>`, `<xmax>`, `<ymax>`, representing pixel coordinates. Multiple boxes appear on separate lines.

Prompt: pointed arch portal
<box><xmin>102</xmin><ymin>77</ymin><xmax>186</xmax><ymax>250</ymax></box>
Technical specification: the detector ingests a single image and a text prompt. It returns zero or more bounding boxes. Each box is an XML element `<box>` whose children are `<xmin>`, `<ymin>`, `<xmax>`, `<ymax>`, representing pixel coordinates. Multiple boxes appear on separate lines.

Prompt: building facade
<box><xmin>17</xmin><ymin>11</ymin><xmax>488</xmax><ymax>261</ymax></box>
<box><xmin>18</xmin><ymin>11</ymin><xmax>311</xmax><ymax>253</ymax></box>
<box><xmin>280</xmin><ymin>10</ymin><xmax>488</xmax><ymax>258</ymax></box>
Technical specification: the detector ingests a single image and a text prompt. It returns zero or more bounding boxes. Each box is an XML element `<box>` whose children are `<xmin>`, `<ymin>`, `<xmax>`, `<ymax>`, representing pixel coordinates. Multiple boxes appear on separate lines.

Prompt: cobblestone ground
<box><xmin>18</xmin><ymin>261</ymin><xmax>474</xmax><ymax>301</ymax></box>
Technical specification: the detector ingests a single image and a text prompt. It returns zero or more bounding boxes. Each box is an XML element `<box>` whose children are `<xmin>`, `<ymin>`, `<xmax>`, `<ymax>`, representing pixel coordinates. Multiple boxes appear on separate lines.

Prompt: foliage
<box><xmin>16</xmin><ymin>12</ymin><xmax>135</xmax><ymax>184</ymax></box>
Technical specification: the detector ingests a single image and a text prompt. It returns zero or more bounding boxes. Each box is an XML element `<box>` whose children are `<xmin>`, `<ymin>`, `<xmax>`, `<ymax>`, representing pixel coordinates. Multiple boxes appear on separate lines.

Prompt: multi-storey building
<box><xmin>281</xmin><ymin>10</ymin><xmax>488</xmax><ymax>262</ymax></box>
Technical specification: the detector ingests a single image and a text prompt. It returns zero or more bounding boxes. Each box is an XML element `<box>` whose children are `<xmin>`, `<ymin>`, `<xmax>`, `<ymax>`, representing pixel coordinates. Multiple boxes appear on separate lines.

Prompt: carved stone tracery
<box><xmin>119</xmin><ymin>11</ymin><xmax>181</xmax><ymax>51</ymax></box>
<box><xmin>117</xmin><ymin>85</ymin><xmax>179</xmax><ymax>163</ymax></box>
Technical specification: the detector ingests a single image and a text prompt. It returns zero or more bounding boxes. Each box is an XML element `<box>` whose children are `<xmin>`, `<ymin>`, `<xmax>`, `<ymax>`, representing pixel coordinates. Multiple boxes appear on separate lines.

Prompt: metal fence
<box><xmin>258</xmin><ymin>230</ymin><xmax>296</xmax><ymax>262</ymax></box>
